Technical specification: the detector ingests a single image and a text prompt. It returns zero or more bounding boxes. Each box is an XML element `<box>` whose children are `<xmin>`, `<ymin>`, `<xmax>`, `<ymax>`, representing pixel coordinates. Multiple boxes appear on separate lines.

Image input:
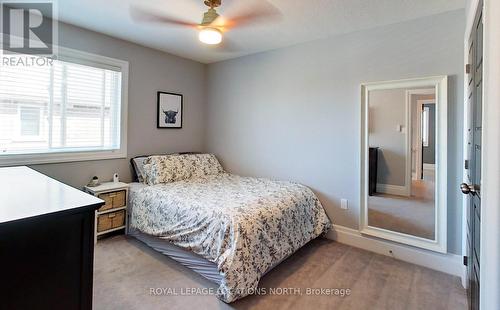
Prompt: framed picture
<box><xmin>157</xmin><ymin>92</ymin><xmax>183</xmax><ymax>128</ymax></box>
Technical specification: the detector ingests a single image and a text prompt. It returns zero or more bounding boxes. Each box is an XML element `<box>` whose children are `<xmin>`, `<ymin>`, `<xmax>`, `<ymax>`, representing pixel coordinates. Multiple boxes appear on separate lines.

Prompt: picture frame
<box><xmin>157</xmin><ymin>91</ymin><xmax>183</xmax><ymax>129</ymax></box>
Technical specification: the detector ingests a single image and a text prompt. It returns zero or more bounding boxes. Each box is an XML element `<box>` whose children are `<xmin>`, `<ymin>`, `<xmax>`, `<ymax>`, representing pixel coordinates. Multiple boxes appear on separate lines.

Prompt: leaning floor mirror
<box><xmin>360</xmin><ymin>76</ymin><xmax>447</xmax><ymax>253</ymax></box>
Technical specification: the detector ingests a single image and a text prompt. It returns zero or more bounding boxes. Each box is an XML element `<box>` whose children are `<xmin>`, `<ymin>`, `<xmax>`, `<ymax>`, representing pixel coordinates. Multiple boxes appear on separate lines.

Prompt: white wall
<box><xmin>26</xmin><ymin>22</ymin><xmax>207</xmax><ymax>188</ymax></box>
<box><xmin>206</xmin><ymin>10</ymin><xmax>465</xmax><ymax>254</ymax></box>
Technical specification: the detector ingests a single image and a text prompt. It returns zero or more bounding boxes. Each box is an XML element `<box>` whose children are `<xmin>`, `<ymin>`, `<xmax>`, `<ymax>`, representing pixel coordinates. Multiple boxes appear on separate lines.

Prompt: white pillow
<box><xmin>142</xmin><ymin>154</ymin><xmax>224</xmax><ymax>185</ymax></box>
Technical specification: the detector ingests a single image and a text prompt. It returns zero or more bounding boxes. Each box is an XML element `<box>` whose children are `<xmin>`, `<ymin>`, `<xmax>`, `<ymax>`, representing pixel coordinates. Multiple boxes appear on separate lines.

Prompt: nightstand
<box><xmin>84</xmin><ymin>182</ymin><xmax>129</xmax><ymax>243</ymax></box>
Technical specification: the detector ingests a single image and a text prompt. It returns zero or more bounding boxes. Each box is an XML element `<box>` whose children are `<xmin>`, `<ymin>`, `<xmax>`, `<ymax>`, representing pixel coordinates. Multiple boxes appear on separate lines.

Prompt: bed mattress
<box><xmin>128</xmin><ymin>226</ymin><xmax>223</xmax><ymax>284</ymax></box>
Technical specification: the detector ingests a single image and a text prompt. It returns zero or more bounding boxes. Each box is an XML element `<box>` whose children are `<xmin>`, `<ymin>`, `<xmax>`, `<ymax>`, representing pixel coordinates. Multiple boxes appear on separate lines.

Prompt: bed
<box><xmin>127</xmin><ymin>153</ymin><xmax>331</xmax><ymax>303</ymax></box>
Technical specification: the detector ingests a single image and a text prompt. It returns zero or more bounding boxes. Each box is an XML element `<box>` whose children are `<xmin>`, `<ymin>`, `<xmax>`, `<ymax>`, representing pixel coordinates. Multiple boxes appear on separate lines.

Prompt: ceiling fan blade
<box><xmin>214</xmin><ymin>0</ymin><xmax>281</xmax><ymax>30</ymax></box>
<box><xmin>130</xmin><ymin>6</ymin><xmax>198</xmax><ymax>28</ymax></box>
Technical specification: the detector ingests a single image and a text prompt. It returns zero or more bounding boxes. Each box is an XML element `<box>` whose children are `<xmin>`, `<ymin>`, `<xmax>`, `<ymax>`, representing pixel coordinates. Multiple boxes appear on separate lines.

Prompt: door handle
<box><xmin>460</xmin><ymin>183</ymin><xmax>477</xmax><ymax>195</ymax></box>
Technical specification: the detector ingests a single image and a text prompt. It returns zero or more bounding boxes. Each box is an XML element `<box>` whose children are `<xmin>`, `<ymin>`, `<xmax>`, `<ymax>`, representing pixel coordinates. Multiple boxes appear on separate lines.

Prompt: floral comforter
<box><xmin>129</xmin><ymin>173</ymin><xmax>331</xmax><ymax>303</ymax></box>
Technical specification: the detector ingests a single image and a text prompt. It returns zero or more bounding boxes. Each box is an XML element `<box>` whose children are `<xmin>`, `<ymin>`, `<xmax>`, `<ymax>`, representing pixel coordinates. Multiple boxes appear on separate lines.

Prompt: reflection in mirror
<box><xmin>368</xmin><ymin>87</ymin><xmax>436</xmax><ymax>240</ymax></box>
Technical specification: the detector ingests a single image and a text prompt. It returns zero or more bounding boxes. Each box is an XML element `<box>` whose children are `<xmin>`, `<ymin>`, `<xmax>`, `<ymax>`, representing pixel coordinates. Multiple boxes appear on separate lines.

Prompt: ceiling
<box><xmin>57</xmin><ymin>0</ymin><xmax>464</xmax><ymax>64</ymax></box>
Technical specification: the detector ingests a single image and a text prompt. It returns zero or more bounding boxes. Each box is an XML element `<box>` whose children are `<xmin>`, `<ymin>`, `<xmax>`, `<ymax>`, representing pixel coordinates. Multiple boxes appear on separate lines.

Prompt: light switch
<box><xmin>341</xmin><ymin>199</ymin><xmax>348</xmax><ymax>210</ymax></box>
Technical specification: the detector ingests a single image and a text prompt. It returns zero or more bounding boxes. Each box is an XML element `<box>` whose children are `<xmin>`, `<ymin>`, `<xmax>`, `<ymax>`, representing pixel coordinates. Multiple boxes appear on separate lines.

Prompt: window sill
<box><xmin>0</xmin><ymin>149</ymin><xmax>127</xmax><ymax>167</ymax></box>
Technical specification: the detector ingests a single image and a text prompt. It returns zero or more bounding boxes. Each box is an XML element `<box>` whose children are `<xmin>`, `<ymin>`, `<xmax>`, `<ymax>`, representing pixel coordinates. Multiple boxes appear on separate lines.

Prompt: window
<box><xmin>0</xmin><ymin>47</ymin><xmax>128</xmax><ymax>165</ymax></box>
<box><xmin>20</xmin><ymin>106</ymin><xmax>41</xmax><ymax>136</ymax></box>
<box><xmin>422</xmin><ymin>106</ymin><xmax>430</xmax><ymax>147</ymax></box>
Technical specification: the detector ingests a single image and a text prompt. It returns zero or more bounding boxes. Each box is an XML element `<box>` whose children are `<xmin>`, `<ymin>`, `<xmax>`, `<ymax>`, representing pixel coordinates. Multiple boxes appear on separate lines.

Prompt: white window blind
<box><xmin>0</xmin><ymin>55</ymin><xmax>122</xmax><ymax>157</ymax></box>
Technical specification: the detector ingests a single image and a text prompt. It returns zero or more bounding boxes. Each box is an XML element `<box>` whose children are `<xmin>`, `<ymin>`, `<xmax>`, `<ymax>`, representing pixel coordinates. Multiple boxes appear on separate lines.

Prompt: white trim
<box><xmin>418</xmin><ymin>99</ymin><xmax>436</xmax><ymax>167</ymax></box>
<box><xmin>415</xmin><ymin>98</ymin><xmax>423</xmax><ymax>179</ymax></box>
<box><xmin>407</xmin><ymin>90</ymin><xmax>435</xmax><ymax>181</ymax></box>
<box><xmin>401</xmin><ymin>90</ymin><xmax>411</xmax><ymax>196</ymax></box>
<box><xmin>0</xmin><ymin>45</ymin><xmax>129</xmax><ymax>166</ymax></box>
<box><xmin>375</xmin><ymin>184</ymin><xmax>407</xmax><ymax>196</ymax></box>
<box><xmin>360</xmin><ymin>76</ymin><xmax>447</xmax><ymax>254</ymax></box>
<box><xmin>422</xmin><ymin>106</ymin><xmax>430</xmax><ymax>147</ymax></box>
<box><xmin>0</xmin><ymin>149</ymin><xmax>127</xmax><ymax>167</ymax></box>
<box><xmin>423</xmin><ymin>163</ymin><xmax>435</xmax><ymax>170</ymax></box>
<box><xmin>465</xmin><ymin>0</ymin><xmax>482</xmax><ymax>42</ymax></box>
<box><xmin>326</xmin><ymin>225</ymin><xmax>466</xmax><ymax>285</ymax></box>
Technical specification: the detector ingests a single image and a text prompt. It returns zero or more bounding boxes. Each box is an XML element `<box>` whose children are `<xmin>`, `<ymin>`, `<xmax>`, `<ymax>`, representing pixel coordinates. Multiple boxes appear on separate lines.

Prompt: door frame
<box><xmin>416</xmin><ymin>99</ymin><xmax>436</xmax><ymax>179</ymax></box>
<box><xmin>480</xmin><ymin>0</ymin><xmax>500</xmax><ymax>306</ymax></box>
<box><xmin>415</xmin><ymin>99</ymin><xmax>436</xmax><ymax>175</ymax></box>
<box><xmin>462</xmin><ymin>0</ymin><xmax>481</xmax><ymax>291</ymax></box>
<box><xmin>360</xmin><ymin>76</ymin><xmax>448</xmax><ymax>253</ymax></box>
<box><xmin>406</xmin><ymin>89</ymin><xmax>435</xmax><ymax>181</ymax></box>
<box><xmin>463</xmin><ymin>0</ymin><xmax>500</xmax><ymax>307</ymax></box>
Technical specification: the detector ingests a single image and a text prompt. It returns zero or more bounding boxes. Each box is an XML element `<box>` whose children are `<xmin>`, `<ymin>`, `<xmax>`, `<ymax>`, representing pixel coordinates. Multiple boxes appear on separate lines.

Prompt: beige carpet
<box><xmin>93</xmin><ymin>235</ymin><xmax>466</xmax><ymax>310</ymax></box>
<box><xmin>368</xmin><ymin>170</ymin><xmax>436</xmax><ymax>239</ymax></box>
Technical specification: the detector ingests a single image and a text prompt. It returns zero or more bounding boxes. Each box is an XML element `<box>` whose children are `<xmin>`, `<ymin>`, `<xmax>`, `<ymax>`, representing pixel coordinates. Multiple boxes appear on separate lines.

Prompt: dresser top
<box><xmin>0</xmin><ymin>166</ymin><xmax>103</xmax><ymax>225</ymax></box>
<box><xmin>85</xmin><ymin>181</ymin><xmax>129</xmax><ymax>195</ymax></box>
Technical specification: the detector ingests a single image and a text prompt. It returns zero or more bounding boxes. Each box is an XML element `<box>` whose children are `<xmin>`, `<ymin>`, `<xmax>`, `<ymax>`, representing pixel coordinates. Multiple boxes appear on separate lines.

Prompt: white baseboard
<box><xmin>423</xmin><ymin>163</ymin><xmax>436</xmax><ymax>170</ymax></box>
<box><xmin>326</xmin><ymin>225</ymin><xmax>466</xmax><ymax>287</ymax></box>
<box><xmin>376</xmin><ymin>184</ymin><xmax>408</xmax><ymax>196</ymax></box>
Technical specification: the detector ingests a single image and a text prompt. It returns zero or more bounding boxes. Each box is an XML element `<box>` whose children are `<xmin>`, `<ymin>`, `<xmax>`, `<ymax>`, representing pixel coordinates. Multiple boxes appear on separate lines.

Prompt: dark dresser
<box><xmin>368</xmin><ymin>147</ymin><xmax>379</xmax><ymax>196</ymax></box>
<box><xmin>0</xmin><ymin>166</ymin><xmax>104</xmax><ymax>310</ymax></box>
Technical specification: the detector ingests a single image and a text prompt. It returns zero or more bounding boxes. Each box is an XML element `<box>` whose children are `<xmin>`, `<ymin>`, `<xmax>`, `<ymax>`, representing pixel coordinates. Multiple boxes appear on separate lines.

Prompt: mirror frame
<box><xmin>360</xmin><ymin>76</ymin><xmax>448</xmax><ymax>253</ymax></box>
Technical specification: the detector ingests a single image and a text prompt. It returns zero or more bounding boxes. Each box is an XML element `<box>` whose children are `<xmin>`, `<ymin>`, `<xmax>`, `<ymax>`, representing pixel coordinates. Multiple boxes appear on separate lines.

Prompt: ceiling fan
<box><xmin>130</xmin><ymin>0</ymin><xmax>281</xmax><ymax>46</ymax></box>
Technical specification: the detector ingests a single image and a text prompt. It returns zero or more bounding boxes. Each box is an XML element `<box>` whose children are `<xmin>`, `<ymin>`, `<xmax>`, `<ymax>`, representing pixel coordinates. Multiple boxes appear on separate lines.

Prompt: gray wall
<box><xmin>368</xmin><ymin>88</ymin><xmax>407</xmax><ymax>187</ymax></box>
<box><xmin>423</xmin><ymin>104</ymin><xmax>436</xmax><ymax>164</ymax></box>
<box><xmin>205</xmin><ymin>10</ymin><xmax>465</xmax><ymax>254</ymax></box>
<box><xmin>27</xmin><ymin>22</ymin><xmax>206</xmax><ymax>188</ymax></box>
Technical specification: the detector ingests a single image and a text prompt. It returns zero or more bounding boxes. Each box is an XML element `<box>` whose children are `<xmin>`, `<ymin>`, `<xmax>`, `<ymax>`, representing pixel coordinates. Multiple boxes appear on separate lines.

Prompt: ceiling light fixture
<box><xmin>199</xmin><ymin>27</ymin><xmax>222</xmax><ymax>45</ymax></box>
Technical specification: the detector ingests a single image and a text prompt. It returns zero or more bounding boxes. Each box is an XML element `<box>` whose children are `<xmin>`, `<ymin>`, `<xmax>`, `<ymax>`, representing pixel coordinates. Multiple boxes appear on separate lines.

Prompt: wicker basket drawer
<box><xmin>98</xmin><ymin>190</ymin><xmax>126</xmax><ymax>212</ymax></box>
<box><xmin>97</xmin><ymin>210</ymin><xmax>125</xmax><ymax>232</ymax></box>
